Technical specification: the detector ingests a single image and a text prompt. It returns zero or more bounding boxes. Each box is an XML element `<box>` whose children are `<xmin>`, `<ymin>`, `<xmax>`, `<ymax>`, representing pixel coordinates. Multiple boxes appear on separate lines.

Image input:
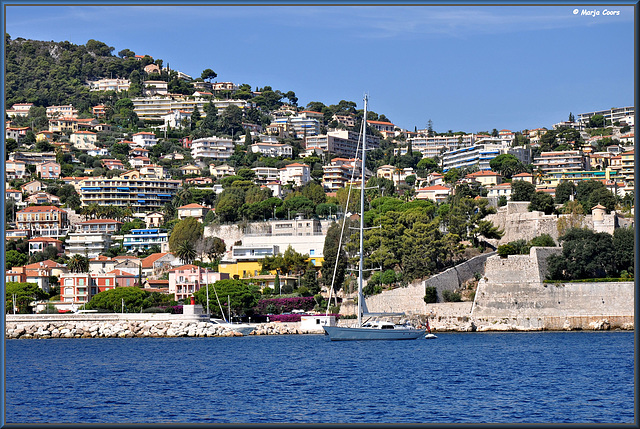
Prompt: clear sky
<box><xmin>3</xmin><ymin>3</ymin><xmax>635</xmax><ymax>134</ymax></box>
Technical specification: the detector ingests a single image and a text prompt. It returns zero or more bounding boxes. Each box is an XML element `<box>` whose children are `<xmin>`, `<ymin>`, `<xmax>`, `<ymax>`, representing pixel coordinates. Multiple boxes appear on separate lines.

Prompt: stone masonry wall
<box><xmin>364</xmin><ymin>252</ymin><xmax>494</xmax><ymax>315</ymax></box>
<box><xmin>471</xmin><ymin>248</ymin><xmax>634</xmax><ymax>331</ymax></box>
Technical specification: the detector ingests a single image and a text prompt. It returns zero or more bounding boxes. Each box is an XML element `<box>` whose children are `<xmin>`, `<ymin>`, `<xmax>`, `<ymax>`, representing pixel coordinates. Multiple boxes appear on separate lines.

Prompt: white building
<box><xmin>279</xmin><ymin>163</ymin><xmax>311</xmax><ymax>187</ymax></box>
<box><xmin>192</xmin><ymin>137</ymin><xmax>235</xmax><ymax>160</ymax></box>
<box><xmin>250</xmin><ymin>142</ymin><xmax>293</xmax><ymax>158</ymax></box>
<box><xmin>65</xmin><ymin>232</ymin><xmax>112</xmax><ymax>259</ymax></box>
<box><xmin>252</xmin><ymin>167</ymin><xmax>280</xmax><ymax>184</ymax></box>
<box><xmin>305</xmin><ymin>129</ymin><xmax>380</xmax><ymax>158</ymax></box>
<box><xmin>441</xmin><ymin>144</ymin><xmax>504</xmax><ymax>172</ymax></box>
<box><xmin>87</xmin><ymin>78</ymin><xmax>131</xmax><ymax>92</ymax></box>
<box><xmin>131</xmin><ymin>132</ymin><xmax>158</xmax><ymax>148</ymax></box>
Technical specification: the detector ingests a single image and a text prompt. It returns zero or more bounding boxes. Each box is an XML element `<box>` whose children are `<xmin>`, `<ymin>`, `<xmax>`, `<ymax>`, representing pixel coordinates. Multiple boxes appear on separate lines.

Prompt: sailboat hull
<box><xmin>323</xmin><ymin>325</ymin><xmax>425</xmax><ymax>341</ymax></box>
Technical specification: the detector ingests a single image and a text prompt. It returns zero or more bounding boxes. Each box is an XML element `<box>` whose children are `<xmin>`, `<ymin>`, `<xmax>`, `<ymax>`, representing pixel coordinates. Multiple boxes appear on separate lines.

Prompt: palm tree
<box><xmin>68</xmin><ymin>254</ymin><xmax>90</xmax><ymax>273</ymax></box>
<box><xmin>175</xmin><ymin>241</ymin><xmax>197</xmax><ymax>265</ymax></box>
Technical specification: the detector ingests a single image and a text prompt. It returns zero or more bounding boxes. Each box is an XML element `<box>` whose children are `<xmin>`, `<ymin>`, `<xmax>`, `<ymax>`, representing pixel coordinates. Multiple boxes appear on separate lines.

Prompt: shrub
<box><xmin>363</xmin><ymin>283</ymin><xmax>382</xmax><ymax>296</ymax></box>
<box><xmin>423</xmin><ymin>286</ymin><xmax>437</xmax><ymax>304</ymax></box>
<box><xmin>442</xmin><ymin>290</ymin><xmax>462</xmax><ymax>302</ymax></box>
<box><xmin>497</xmin><ymin>244</ymin><xmax>516</xmax><ymax>258</ymax></box>
<box><xmin>529</xmin><ymin>234</ymin><xmax>556</xmax><ymax>247</ymax></box>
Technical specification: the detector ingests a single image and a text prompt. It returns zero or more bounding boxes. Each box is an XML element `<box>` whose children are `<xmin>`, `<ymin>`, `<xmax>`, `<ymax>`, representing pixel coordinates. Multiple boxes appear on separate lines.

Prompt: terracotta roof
<box><xmin>417</xmin><ymin>185</ymin><xmax>451</xmax><ymax>191</ymax></box>
<box><xmin>513</xmin><ymin>173</ymin><xmax>533</xmax><ymax>177</ymax></box>
<box><xmin>114</xmin><ymin>255</ymin><xmax>139</xmax><ymax>260</ymax></box>
<box><xmin>28</xmin><ymin>237</ymin><xmax>62</xmax><ymax>243</ymax></box>
<box><xmin>141</xmin><ymin>252</ymin><xmax>172</xmax><ymax>268</ymax></box>
<box><xmin>18</xmin><ymin>206</ymin><xmax>65</xmax><ymax>213</ymax></box>
<box><xmin>25</xmin><ymin>260</ymin><xmax>63</xmax><ymax>269</ymax></box>
<box><xmin>170</xmin><ymin>264</ymin><xmax>202</xmax><ymax>272</ymax></box>
<box><xmin>90</xmin><ymin>255</ymin><xmax>113</xmax><ymax>262</ymax></box>
<box><xmin>178</xmin><ymin>203</ymin><xmax>207</xmax><ymax>209</ymax></box>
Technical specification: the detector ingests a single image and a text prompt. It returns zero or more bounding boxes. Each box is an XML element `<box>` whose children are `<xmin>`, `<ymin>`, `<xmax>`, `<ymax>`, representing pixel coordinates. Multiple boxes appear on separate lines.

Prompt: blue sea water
<box><xmin>4</xmin><ymin>331</ymin><xmax>635</xmax><ymax>424</ymax></box>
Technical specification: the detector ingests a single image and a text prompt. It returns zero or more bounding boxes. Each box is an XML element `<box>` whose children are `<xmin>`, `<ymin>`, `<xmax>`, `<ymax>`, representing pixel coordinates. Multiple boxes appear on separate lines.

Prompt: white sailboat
<box><xmin>323</xmin><ymin>95</ymin><xmax>426</xmax><ymax>341</ymax></box>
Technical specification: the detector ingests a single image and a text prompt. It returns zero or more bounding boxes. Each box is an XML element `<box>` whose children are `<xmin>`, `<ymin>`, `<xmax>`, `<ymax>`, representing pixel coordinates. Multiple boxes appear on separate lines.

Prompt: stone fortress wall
<box><xmin>471</xmin><ymin>247</ymin><xmax>634</xmax><ymax>331</ymax></box>
<box><xmin>484</xmin><ymin>201</ymin><xmax>630</xmax><ymax>245</ymax></box>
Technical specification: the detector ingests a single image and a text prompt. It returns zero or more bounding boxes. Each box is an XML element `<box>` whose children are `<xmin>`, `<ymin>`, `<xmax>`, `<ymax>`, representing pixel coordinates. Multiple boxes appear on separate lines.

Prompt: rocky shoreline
<box><xmin>5</xmin><ymin>314</ymin><xmax>632</xmax><ymax>340</ymax></box>
<box><xmin>4</xmin><ymin>319</ymin><xmax>326</xmax><ymax>339</ymax></box>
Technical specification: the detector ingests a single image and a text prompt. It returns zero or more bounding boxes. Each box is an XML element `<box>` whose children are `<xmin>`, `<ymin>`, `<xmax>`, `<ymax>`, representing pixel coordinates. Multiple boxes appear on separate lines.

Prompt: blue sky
<box><xmin>3</xmin><ymin>3</ymin><xmax>635</xmax><ymax>133</ymax></box>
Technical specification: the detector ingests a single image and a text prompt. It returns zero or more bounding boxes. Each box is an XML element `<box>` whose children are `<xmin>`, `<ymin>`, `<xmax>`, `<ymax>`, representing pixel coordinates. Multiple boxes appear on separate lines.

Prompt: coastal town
<box><xmin>4</xmin><ymin>37</ymin><xmax>635</xmax><ymax>333</ymax></box>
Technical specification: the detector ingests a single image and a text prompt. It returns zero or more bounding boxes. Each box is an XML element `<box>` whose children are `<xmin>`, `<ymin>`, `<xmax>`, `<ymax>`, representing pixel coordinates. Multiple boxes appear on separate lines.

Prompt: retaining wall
<box><xmin>471</xmin><ymin>249</ymin><xmax>634</xmax><ymax>331</ymax></box>
<box><xmin>364</xmin><ymin>252</ymin><xmax>494</xmax><ymax>315</ymax></box>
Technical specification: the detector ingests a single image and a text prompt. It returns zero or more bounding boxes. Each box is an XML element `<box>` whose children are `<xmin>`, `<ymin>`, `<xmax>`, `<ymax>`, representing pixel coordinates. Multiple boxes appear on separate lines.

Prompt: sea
<box><xmin>4</xmin><ymin>331</ymin><xmax>635</xmax><ymax>425</ymax></box>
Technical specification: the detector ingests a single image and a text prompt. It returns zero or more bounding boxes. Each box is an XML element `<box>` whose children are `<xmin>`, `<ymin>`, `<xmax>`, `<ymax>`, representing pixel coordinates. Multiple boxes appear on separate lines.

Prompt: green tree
<box><xmin>423</xmin><ymin>286</ymin><xmax>437</xmax><ymax>304</ymax></box>
<box><xmin>555</xmin><ymin>181</ymin><xmax>576</xmax><ymax>205</ymax></box>
<box><xmin>201</xmin><ymin>68</ymin><xmax>217</xmax><ymax>82</ymax></box>
<box><xmin>547</xmin><ymin>228</ymin><xmax>616</xmax><ymax>280</ymax></box>
<box><xmin>529</xmin><ymin>191</ymin><xmax>556</xmax><ymax>215</ymax></box>
<box><xmin>168</xmin><ymin>217</ymin><xmax>204</xmax><ymax>252</ymax></box>
<box><xmin>85</xmin><ymin>287</ymin><xmax>149</xmax><ymax>312</ymax></box>
<box><xmin>489</xmin><ymin>154</ymin><xmax>524</xmax><ymax>178</ymax></box>
<box><xmin>511</xmin><ymin>180</ymin><xmax>536</xmax><ymax>201</ymax></box>
<box><xmin>175</xmin><ymin>241</ymin><xmax>197</xmax><ymax>265</ymax></box>
<box><xmin>67</xmin><ymin>255</ymin><xmax>90</xmax><ymax>273</ymax></box>
<box><xmin>193</xmin><ymin>279</ymin><xmax>260</xmax><ymax>318</ymax></box>
<box><xmin>6</xmin><ymin>250</ymin><xmax>28</xmax><ymax>270</ymax></box>
<box><xmin>529</xmin><ymin>234</ymin><xmax>556</xmax><ymax>247</ymax></box>
<box><xmin>613</xmin><ymin>226</ymin><xmax>634</xmax><ymax>276</ymax></box>
<box><xmin>6</xmin><ymin>282</ymin><xmax>47</xmax><ymax>313</ymax></box>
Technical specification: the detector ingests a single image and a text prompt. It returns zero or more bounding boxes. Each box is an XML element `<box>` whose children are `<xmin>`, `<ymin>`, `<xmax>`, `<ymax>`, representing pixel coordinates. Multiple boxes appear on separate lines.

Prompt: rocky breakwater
<box><xmin>250</xmin><ymin>322</ymin><xmax>319</xmax><ymax>335</ymax></box>
<box><xmin>5</xmin><ymin>320</ymin><xmax>245</xmax><ymax>339</ymax></box>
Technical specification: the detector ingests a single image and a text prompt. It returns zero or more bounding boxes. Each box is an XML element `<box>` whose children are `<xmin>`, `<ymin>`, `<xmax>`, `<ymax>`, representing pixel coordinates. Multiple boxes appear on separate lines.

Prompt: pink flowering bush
<box><xmin>254</xmin><ymin>297</ymin><xmax>315</xmax><ymax>315</ymax></box>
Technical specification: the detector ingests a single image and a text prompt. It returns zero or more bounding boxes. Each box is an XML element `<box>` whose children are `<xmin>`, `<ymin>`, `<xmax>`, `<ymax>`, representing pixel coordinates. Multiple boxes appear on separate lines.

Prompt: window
<box><xmin>105</xmin><ymin>279</ymin><xmax>110</xmax><ymax>286</ymax></box>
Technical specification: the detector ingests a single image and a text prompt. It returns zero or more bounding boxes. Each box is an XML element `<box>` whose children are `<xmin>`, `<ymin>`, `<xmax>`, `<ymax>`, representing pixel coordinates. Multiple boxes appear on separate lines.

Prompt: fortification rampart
<box><xmin>364</xmin><ymin>252</ymin><xmax>494</xmax><ymax>315</ymax></box>
<box><xmin>471</xmin><ymin>248</ymin><xmax>634</xmax><ymax>331</ymax></box>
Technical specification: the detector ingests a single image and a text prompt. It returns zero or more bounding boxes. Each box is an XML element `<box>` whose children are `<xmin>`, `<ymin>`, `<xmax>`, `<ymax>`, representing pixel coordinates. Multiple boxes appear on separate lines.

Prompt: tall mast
<box><xmin>358</xmin><ymin>94</ymin><xmax>368</xmax><ymax>327</ymax></box>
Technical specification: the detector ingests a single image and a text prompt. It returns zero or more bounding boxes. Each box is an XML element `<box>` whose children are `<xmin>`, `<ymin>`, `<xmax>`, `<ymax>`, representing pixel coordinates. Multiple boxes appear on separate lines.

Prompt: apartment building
<box><xmin>78</xmin><ymin>176</ymin><xmax>181</xmax><ymax>213</ymax></box>
<box><xmin>323</xmin><ymin>158</ymin><xmax>361</xmax><ymax>191</ymax></box>
<box><xmin>131</xmin><ymin>131</ymin><xmax>158</xmax><ymax>148</ymax></box>
<box><xmin>143</xmin><ymin>80</ymin><xmax>169</xmax><ymax>96</ymax></box>
<box><xmin>6</xmin><ymin>160</ymin><xmax>28</xmax><ymax>180</ymax></box>
<box><xmin>577</xmin><ymin>106</ymin><xmax>635</xmax><ymax>127</ymax></box>
<box><xmin>192</xmin><ymin>137</ymin><xmax>235</xmax><ymax>160</ymax></box>
<box><xmin>87</xmin><ymin>78</ymin><xmax>131</xmax><ymax>92</ymax></box>
<box><xmin>75</xmin><ymin>219</ymin><xmax>122</xmax><ymax>234</ymax></box>
<box><xmin>132</xmin><ymin>96</ymin><xmax>251</xmax><ymax>121</ymax></box>
<box><xmin>395</xmin><ymin>133</ymin><xmax>473</xmax><ymax>159</ymax></box>
<box><xmin>279</xmin><ymin>163</ymin><xmax>311</xmax><ymax>187</ymax></box>
<box><xmin>305</xmin><ymin>129</ymin><xmax>380</xmax><ymax>158</ymax></box>
<box><xmin>36</xmin><ymin>161</ymin><xmax>61</xmax><ymax>180</ymax></box>
<box><xmin>27</xmin><ymin>237</ymin><xmax>63</xmax><ymax>255</ymax></box>
<box><xmin>46</xmin><ymin>104</ymin><xmax>78</xmax><ymax>118</ymax></box>
<box><xmin>441</xmin><ymin>144</ymin><xmax>503</xmax><ymax>172</ymax></box>
<box><xmin>168</xmin><ymin>265</ymin><xmax>230</xmax><ymax>301</ymax></box>
<box><xmin>6</xmin><ymin>103</ymin><xmax>34</xmax><ymax>117</ymax></box>
<box><xmin>250</xmin><ymin>142</ymin><xmax>293</xmax><ymax>158</ymax></box>
<box><xmin>376</xmin><ymin>165</ymin><xmax>414</xmax><ymax>186</ymax></box>
<box><xmin>177</xmin><ymin>203</ymin><xmax>210</xmax><ymax>222</ymax></box>
<box><xmin>65</xmin><ymin>232</ymin><xmax>112</xmax><ymax>259</ymax></box>
<box><xmin>210</xmin><ymin>164</ymin><xmax>236</xmax><ymax>179</ymax></box>
<box><xmin>16</xmin><ymin>206</ymin><xmax>69</xmax><ymax>238</ymax></box>
<box><xmin>414</xmin><ymin>185</ymin><xmax>452</xmax><ymax>203</ymax></box>
<box><xmin>252</xmin><ymin>166</ymin><xmax>280</xmax><ymax>185</ymax></box>
<box><xmin>122</xmin><ymin>228</ymin><xmax>169</xmax><ymax>253</ymax></box>
<box><xmin>532</xmin><ymin>151</ymin><xmax>588</xmax><ymax>175</ymax></box>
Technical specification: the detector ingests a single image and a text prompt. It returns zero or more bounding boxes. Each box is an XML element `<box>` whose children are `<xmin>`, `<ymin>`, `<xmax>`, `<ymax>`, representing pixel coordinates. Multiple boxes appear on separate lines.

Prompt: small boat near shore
<box><xmin>210</xmin><ymin>318</ymin><xmax>255</xmax><ymax>335</ymax></box>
